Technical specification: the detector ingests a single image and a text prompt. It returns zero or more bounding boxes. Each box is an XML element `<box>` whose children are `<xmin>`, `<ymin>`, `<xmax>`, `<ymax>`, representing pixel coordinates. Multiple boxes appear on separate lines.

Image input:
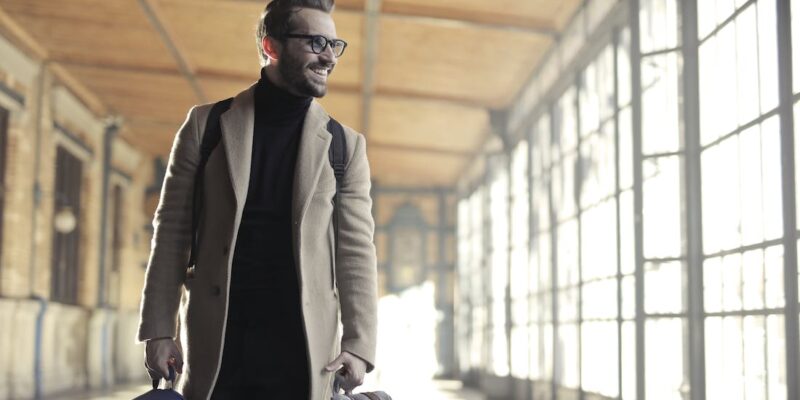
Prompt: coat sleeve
<box><xmin>335</xmin><ymin>132</ymin><xmax>378</xmax><ymax>372</ymax></box>
<box><xmin>137</xmin><ymin>107</ymin><xmax>199</xmax><ymax>342</ymax></box>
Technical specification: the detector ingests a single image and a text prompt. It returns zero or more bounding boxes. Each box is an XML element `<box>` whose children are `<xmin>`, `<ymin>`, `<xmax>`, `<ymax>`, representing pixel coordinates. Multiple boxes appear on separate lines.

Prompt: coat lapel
<box><xmin>220</xmin><ymin>83</ymin><xmax>257</xmax><ymax>208</ymax></box>
<box><xmin>219</xmin><ymin>83</ymin><xmax>330</xmax><ymax>223</ymax></box>
<box><xmin>292</xmin><ymin>101</ymin><xmax>331</xmax><ymax>224</ymax></box>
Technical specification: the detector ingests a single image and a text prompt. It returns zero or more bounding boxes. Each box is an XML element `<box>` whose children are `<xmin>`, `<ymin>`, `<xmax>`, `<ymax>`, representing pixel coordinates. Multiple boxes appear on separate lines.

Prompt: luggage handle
<box><xmin>152</xmin><ymin>365</ymin><xmax>176</xmax><ymax>390</ymax></box>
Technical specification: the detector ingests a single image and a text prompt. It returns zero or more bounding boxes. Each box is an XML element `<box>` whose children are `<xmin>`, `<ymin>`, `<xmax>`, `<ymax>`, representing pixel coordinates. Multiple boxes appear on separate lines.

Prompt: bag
<box><xmin>331</xmin><ymin>374</ymin><xmax>393</xmax><ymax>400</ymax></box>
<box><xmin>186</xmin><ymin>98</ymin><xmax>349</xmax><ymax>279</ymax></box>
<box><xmin>132</xmin><ymin>367</ymin><xmax>184</xmax><ymax>400</ymax></box>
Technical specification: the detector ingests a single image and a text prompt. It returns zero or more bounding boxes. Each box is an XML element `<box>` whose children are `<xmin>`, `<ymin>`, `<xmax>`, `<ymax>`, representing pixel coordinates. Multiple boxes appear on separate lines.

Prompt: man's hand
<box><xmin>145</xmin><ymin>337</ymin><xmax>183</xmax><ymax>381</ymax></box>
<box><xmin>325</xmin><ymin>351</ymin><xmax>367</xmax><ymax>395</ymax></box>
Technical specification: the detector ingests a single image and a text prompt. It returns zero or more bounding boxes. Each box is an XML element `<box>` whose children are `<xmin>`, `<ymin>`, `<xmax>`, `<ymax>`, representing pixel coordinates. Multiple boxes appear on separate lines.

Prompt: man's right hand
<box><xmin>145</xmin><ymin>337</ymin><xmax>183</xmax><ymax>381</ymax></box>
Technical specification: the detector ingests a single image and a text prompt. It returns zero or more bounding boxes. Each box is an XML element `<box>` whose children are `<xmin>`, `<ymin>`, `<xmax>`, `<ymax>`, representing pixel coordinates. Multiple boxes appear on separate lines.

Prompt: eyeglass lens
<box><xmin>311</xmin><ymin>36</ymin><xmax>344</xmax><ymax>56</ymax></box>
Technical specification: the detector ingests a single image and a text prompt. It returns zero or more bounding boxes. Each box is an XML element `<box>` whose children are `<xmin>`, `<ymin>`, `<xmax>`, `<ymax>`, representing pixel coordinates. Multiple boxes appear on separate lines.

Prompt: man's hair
<box><xmin>256</xmin><ymin>0</ymin><xmax>335</xmax><ymax>66</ymax></box>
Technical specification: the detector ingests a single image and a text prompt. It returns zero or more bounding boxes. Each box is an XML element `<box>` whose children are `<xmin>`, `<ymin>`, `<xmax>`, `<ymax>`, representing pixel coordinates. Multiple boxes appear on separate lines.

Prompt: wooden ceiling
<box><xmin>0</xmin><ymin>0</ymin><xmax>581</xmax><ymax>187</ymax></box>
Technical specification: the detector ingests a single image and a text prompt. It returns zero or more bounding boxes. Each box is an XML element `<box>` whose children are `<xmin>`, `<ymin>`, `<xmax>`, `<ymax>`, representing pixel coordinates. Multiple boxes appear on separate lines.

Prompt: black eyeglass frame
<box><xmin>281</xmin><ymin>33</ymin><xmax>348</xmax><ymax>57</ymax></box>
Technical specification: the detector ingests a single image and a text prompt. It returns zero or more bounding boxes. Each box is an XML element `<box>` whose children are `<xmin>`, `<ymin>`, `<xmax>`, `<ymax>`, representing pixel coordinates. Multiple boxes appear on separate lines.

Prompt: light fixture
<box><xmin>54</xmin><ymin>206</ymin><xmax>77</xmax><ymax>234</ymax></box>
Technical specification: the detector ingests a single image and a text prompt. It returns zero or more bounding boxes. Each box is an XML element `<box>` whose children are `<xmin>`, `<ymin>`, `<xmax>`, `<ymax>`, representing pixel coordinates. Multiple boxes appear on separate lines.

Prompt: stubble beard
<box><xmin>279</xmin><ymin>50</ymin><xmax>330</xmax><ymax>98</ymax></box>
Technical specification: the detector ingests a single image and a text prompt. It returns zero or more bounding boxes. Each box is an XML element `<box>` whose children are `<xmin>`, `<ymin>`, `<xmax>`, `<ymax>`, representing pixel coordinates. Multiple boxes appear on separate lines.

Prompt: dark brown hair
<box><xmin>255</xmin><ymin>0</ymin><xmax>335</xmax><ymax>66</ymax></box>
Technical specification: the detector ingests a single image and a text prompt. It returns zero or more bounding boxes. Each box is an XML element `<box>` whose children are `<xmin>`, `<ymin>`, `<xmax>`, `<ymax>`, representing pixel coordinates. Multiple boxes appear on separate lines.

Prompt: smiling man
<box><xmin>136</xmin><ymin>0</ymin><xmax>378</xmax><ymax>398</ymax></box>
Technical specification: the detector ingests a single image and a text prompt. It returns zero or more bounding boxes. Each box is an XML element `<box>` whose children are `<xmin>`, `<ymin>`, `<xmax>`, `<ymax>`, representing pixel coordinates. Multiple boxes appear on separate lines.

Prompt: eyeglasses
<box><xmin>282</xmin><ymin>34</ymin><xmax>347</xmax><ymax>57</ymax></box>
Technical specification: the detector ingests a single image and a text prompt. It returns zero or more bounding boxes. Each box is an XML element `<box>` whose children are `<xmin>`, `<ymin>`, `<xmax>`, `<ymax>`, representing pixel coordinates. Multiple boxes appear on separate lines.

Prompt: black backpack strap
<box><xmin>187</xmin><ymin>98</ymin><xmax>233</xmax><ymax>278</ymax></box>
<box><xmin>326</xmin><ymin>117</ymin><xmax>348</xmax><ymax>289</ymax></box>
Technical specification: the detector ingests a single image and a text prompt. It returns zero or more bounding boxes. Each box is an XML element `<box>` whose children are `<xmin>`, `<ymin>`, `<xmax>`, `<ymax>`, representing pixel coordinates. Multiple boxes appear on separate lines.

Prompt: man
<box><xmin>136</xmin><ymin>0</ymin><xmax>378</xmax><ymax>398</ymax></box>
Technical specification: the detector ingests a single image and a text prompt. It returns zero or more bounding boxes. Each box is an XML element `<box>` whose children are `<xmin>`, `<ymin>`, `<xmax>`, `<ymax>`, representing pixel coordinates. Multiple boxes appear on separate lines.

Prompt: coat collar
<box><xmin>219</xmin><ymin>82</ymin><xmax>331</xmax><ymax>222</ymax></box>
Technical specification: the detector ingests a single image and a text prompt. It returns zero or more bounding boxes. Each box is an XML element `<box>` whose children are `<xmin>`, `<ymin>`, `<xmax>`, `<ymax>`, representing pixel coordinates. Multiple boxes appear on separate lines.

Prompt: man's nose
<box><xmin>320</xmin><ymin>44</ymin><xmax>337</xmax><ymax>65</ymax></box>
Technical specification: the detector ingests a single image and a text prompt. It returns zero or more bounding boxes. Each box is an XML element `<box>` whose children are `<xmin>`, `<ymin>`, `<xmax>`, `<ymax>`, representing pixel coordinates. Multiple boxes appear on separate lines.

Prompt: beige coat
<box><xmin>137</xmin><ymin>83</ymin><xmax>378</xmax><ymax>400</ymax></box>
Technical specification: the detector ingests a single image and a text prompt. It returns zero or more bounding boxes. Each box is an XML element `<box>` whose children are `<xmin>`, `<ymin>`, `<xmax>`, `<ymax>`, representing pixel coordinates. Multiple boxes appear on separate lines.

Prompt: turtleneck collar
<box><xmin>255</xmin><ymin>67</ymin><xmax>313</xmax><ymax>124</ymax></box>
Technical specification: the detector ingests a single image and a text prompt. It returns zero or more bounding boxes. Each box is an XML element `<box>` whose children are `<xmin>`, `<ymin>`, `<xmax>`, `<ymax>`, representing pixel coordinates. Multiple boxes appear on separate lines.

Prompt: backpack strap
<box><xmin>327</xmin><ymin>117</ymin><xmax>348</xmax><ymax>289</ymax></box>
<box><xmin>186</xmin><ymin>98</ymin><xmax>233</xmax><ymax>278</ymax></box>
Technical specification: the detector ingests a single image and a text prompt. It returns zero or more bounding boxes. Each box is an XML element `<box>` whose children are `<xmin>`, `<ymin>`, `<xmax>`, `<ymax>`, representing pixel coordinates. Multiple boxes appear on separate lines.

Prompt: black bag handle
<box><xmin>152</xmin><ymin>365</ymin><xmax>176</xmax><ymax>390</ymax></box>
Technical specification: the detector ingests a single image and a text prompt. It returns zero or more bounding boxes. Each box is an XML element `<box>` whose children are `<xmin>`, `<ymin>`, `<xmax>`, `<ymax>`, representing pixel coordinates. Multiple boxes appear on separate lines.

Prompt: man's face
<box><xmin>275</xmin><ymin>8</ymin><xmax>338</xmax><ymax>98</ymax></box>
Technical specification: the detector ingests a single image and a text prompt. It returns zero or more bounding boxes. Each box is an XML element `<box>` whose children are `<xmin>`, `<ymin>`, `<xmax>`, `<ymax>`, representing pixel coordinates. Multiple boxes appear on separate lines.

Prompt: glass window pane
<box><xmin>491</xmin><ymin>324</ymin><xmax>509</xmax><ymax>376</ymax></box>
<box><xmin>619</xmin><ymin>107</ymin><xmax>634</xmax><ymax>190</ymax></box>
<box><xmin>742</xmin><ymin>316</ymin><xmax>767</xmax><ymax>399</ymax></box>
<box><xmin>721</xmin><ymin>252</ymin><xmax>743</xmax><ymax>311</ymax></box>
<box><xmin>645</xmin><ymin>318</ymin><xmax>687</xmax><ymax>400</ymax></box>
<box><xmin>739</xmin><ymin>125</ymin><xmax>765</xmax><ymax>246</ymax></box>
<box><xmin>699</xmin><ymin>21</ymin><xmax>738</xmax><ymax>145</ymax></box>
<box><xmin>622</xmin><ymin>275</ymin><xmax>636</xmax><ymax>320</ymax></box>
<box><xmin>554</xmin><ymin>153</ymin><xmax>578</xmax><ymax>220</ymax></box>
<box><xmin>558</xmin><ymin>287</ymin><xmax>580</xmax><ymax>323</ymax></box>
<box><xmin>734</xmin><ymin>5</ymin><xmax>761</xmax><ymax>125</ymax></box>
<box><xmin>757</xmin><ymin>0</ymin><xmax>779</xmax><ymax>113</ymax></box>
<box><xmin>580</xmin><ymin>45</ymin><xmax>616</xmax><ymax>138</ymax></box>
<box><xmin>511</xmin><ymin>326</ymin><xmax>529</xmax><ymax>378</ymax></box>
<box><xmin>643</xmin><ymin>156</ymin><xmax>683</xmax><ymax>259</ymax></box>
<box><xmin>702</xmin><ymin>136</ymin><xmax>742</xmax><ymax>254</ymax></box>
<box><xmin>580</xmin><ymin>123</ymin><xmax>616</xmax><ymax>207</ymax></box>
<box><xmin>704</xmin><ymin>256</ymin><xmax>723</xmax><ymax>313</ymax></box>
<box><xmin>642</xmin><ymin>51</ymin><xmax>682</xmax><ymax>154</ymax></box>
<box><xmin>529</xmin><ymin>322</ymin><xmax>541</xmax><ymax>379</ymax></box>
<box><xmin>557</xmin><ymin>220</ymin><xmax>580</xmax><ymax>287</ymax></box>
<box><xmin>639</xmin><ymin>0</ymin><xmax>680</xmax><ymax>53</ymax></box>
<box><xmin>764</xmin><ymin>245</ymin><xmax>784</xmax><ymax>309</ymax></box>
<box><xmin>705</xmin><ymin>316</ymin><xmax>744</xmax><ymax>399</ymax></box>
<box><xmin>582</xmin><ymin>278</ymin><xmax>618</xmax><ymax>320</ymax></box>
<box><xmin>471</xmin><ymin>305</ymin><xmax>486</xmax><ymax>368</ymax></box>
<box><xmin>581</xmin><ymin>321</ymin><xmax>620</xmax><ymax>397</ymax></box>
<box><xmin>543</xmin><ymin>322</ymin><xmax>554</xmax><ymax>380</ymax></box>
<box><xmin>539</xmin><ymin>232</ymin><xmax>552</xmax><ymax>291</ymax></box>
<box><xmin>766</xmin><ymin>315</ymin><xmax>786</xmax><ymax>398</ymax></box>
<box><xmin>760</xmin><ymin>117</ymin><xmax>783</xmax><ymax>240</ymax></box>
<box><xmin>620</xmin><ymin>189</ymin><xmax>636</xmax><ymax>275</ymax></box>
<box><xmin>622</xmin><ymin>321</ymin><xmax>637</xmax><ymax>400</ymax></box>
<box><xmin>555</xmin><ymin>89</ymin><xmax>578</xmax><ymax>152</ymax></box>
<box><xmin>581</xmin><ymin>199</ymin><xmax>618</xmax><ymax>281</ymax></box>
<box><xmin>618</xmin><ymin>28</ymin><xmax>632</xmax><ymax>108</ymax></box>
<box><xmin>645</xmin><ymin>261</ymin><xmax>685</xmax><ymax>314</ymax></box>
<box><xmin>742</xmin><ymin>248</ymin><xmax>765</xmax><ymax>310</ymax></box>
<box><xmin>555</xmin><ymin>323</ymin><xmax>580</xmax><ymax>389</ymax></box>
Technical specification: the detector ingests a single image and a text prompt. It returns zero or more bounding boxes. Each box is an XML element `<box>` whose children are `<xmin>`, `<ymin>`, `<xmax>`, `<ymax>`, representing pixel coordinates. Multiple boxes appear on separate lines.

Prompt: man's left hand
<box><xmin>325</xmin><ymin>351</ymin><xmax>367</xmax><ymax>394</ymax></box>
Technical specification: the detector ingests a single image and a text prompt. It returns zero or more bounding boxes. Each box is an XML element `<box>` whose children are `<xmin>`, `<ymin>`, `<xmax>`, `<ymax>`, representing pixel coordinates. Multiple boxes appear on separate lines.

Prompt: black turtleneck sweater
<box><xmin>214</xmin><ymin>70</ymin><xmax>312</xmax><ymax>397</ymax></box>
<box><xmin>229</xmin><ymin>69</ymin><xmax>312</xmax><ymax>295</ymax></box>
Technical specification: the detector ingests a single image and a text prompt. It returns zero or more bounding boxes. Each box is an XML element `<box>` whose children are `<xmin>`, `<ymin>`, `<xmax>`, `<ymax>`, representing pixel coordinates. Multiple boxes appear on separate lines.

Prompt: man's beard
<box><xmin>278</xmin><ymin>49</ymin><xmax>331</xmax><ymax>98</ymax></box>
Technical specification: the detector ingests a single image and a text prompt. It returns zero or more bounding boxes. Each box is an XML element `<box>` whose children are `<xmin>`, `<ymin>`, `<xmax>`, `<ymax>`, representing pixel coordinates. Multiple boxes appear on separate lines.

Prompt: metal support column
<box><xmin>680</xmin><ymin>0</ymin><xmax>706</xmax><ymax>399</ymax></box>
<box><xmin>629</xmin><ymin>0</ymin><xmax>646</xmax><ymax>398</ymax></box>
<box><xmin>97</xmin><ymin>120</ymin><xmax>119</xmax><ymax>308</ymax></box>
<box><xmin>776</xmin><ymin>1</ymin><xmax>800</xmax><ymax>399</ymax></box>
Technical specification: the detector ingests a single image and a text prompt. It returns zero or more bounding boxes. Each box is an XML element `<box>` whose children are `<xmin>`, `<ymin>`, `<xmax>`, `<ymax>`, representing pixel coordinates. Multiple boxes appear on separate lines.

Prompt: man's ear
<box><xmin>262</xmin><ymin>36</ymin><xmax>281</xmax><ymax>61</ymax></box>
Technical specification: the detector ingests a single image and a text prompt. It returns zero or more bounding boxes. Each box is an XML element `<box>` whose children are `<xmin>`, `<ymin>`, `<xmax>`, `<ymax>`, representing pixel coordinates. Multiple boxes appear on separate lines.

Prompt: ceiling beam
<box><xmin>361</xmin><ymin>0</ymin><xmax>381</xmax><ymax>135</ymax></box>
<box><xmin>138</xmin><ymin>0</ymin><xmax>207</xmax><ymax>103</ymax></box>
<box><xmin>369</xmin><ymin>141</ymin><xmax>474</xmax><ymax>157</ymax></box>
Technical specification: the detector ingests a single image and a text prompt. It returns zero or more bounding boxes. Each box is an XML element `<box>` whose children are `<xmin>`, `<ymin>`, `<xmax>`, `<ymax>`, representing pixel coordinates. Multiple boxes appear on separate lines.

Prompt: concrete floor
<box><xmin>44</xmin><ymin>380</ymin><xmax>486</xmax><ymax>400</ymax></box>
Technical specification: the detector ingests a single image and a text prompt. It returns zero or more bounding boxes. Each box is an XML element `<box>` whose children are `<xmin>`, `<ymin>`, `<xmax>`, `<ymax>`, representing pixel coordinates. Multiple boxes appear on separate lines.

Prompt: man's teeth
<box><xmin>311</xmin><ymin>67</ymin><xmax>327</xmax><ymax>76</ymax></box>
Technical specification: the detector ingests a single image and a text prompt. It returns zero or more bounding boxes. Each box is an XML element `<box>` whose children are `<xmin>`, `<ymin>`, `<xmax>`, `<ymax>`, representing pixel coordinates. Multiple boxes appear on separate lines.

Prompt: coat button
<box><xmin>212</xmin><ymin>285</ymin><xmax>221</xmax><ymax>296</ymax></box>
